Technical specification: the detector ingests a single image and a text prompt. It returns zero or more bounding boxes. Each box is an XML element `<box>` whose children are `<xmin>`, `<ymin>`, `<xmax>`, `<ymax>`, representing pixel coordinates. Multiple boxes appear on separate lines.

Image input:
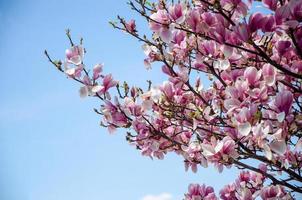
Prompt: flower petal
<box><xmin>270</xmin><ymin>139</ymin><xmax>286</xmax><ymax>155</ymax></box>
<box><xmin>79</xmin><ymin>86</ymin><xmax>88</xmax><ymax>98</ymax></box>
<box><xmin>238</xmin><ymin>122</ymin><xmax>251</xmax><ymax>136</ymax></box>
<box><xmin>92</xmin><ymin>85</ymin><xmax>104</xmax><ymax>93</ymax></box>
<box><xmin>263</xmin><ymin>144</ymin><xmax>273</xmax><ymax>160</ymax></box>
<box><xmin>276</xmin><ymin>111</ymin><xmax>285</xmax><ymax>122</ymax></box>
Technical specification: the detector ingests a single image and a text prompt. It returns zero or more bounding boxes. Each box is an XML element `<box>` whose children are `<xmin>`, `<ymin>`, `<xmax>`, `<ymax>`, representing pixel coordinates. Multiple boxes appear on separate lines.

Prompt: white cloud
<box><xmin>141</xmin><ymin>193</ymin><xmax>173</xmax><ymax>200</ymax></box>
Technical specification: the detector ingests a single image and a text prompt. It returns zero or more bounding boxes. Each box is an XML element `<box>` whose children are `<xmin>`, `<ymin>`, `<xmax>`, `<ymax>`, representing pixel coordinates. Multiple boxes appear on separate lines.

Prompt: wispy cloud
<box><xmin>141</xmin><ymin>193</ymin><xmax>173</xmax><ymax>200</ymax></box>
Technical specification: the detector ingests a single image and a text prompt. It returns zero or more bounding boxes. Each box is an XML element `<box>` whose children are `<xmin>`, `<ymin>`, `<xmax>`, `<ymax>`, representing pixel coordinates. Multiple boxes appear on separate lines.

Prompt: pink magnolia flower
<box><xmin>173</xmin><ymin>30</ymin><xmax>186</xmax><ymax>45</ymax></box>
<box><xmin>248</xmin><ymin>12</ymin><xmax>264</xmax><ymax>33</ymax></box>
<box><xmin>101</xmin><ymin>101</ymin><xmax>128</xmax><ymax>127</ymax></box>
<box><xmin>275</xmin><ymin>4</ymin><xmax>291</xmax><ymax>25</ymax></box>
<box><xmin>202</xmin><ymin>12</ymin><xmax>216</xmax><ymax>27</ymax></box>
<box><xmin>169</xmin><ymin>3</ymin><xmax>186</xmax><ymax>23</ymax></box>
<box><xmin>185</xmin><ymin>184</ymin><xmax>217</xmax><ymax>200</ymax></box>
<box><xmin>125</xmin><ymin>19</ymin><xmax>136</xmax><ymax>33</ymax></box>
<box><xmin>202</xmin><ymin>136</ymin><xmax>239</xmax><ymax>164</ymax></box>
<box><xmin>92</xmin><ymin>74</ymin><xmax>118</xmax><ymax>94</ymax></box>
<box><xmin>123</xmin><ymin>97</ymin><xmax>142</xmax><ymax>117</ymax></box>
<box><xmin>170</xmin><ymin>30</ymin><xmax>187</xmax><ymax>54</ymax></box>
<box><xmin>141</xmin><ymin>139</ymin><xmax>165</xmax><ymax>159</ymax></box>
<box><xmin>185</xmin><ymin>161</ymin><xmax>198</xmax><ymax>173</ymax></box>
<box><xmin>243</xmin><ymin>67</ymin><xmax>261</xmax><ymax>85</ymax></box>
<box><xmin>222</xmin><ymin>0</ymin><xmax>248</xmax><ymax>17</ymax></box>
<box><xmin>212</xmin><ymin>24</ymin><xmax>226</xmax><ymax>43</ymax></box>
<box><xmin>219</xmin><ymin>184</ymin><xmax>236</xmax><ymax>200</ymax></box>
<box><xmin>223</xmin><ymin>98</ymin><xmax>241</xmax><ymax>112</ymax></box>
<box><xmin>183</xmin><ymin>142</ymin><xmax>208</xmax><ymax>171</ymax></box>
<box><xmin>82</xmin><ymin>75</ymin><xmax>91</xmax><ymax>85</ymax></box>
<box><xmin>263</xmin><ymin>0</ymin><xmax>278</xmax><ymax>11</ymax></box>
<box><xmin>262</xmin><ymin>64</ymin><xmax>277</xmax><ymax>86</ymax></box>
<box><xmin>187</xmin><ymin>9</ymin><xmax>202</xmax><ymax>32</ymax></box>
<box><xmin>260</xmin><ymin>14</ymin><xmax>275</xmax><ymax>32</ymax></box>
<box><xmin>276</xmin><ymin>40</ymin><xmax>292</xmax><ymax>56</ymax></box>
<box><xmin>93</xmin><ymin>63</ymin><xmax>103</xmax><ymax>80</ymax></box>
<box><xmin>160</xmin><ymin>81</ymin><xmax>174</xmax><ymax>99</ymax></box>
<box><xmin>239</xmin><ymin>104</ymin><xmax>257</xmax><ymax>122</ymax></box>
<box><xmin>260</xmin><ymin>185</ymin><xmax>291</xmax><ymax>200</ymax></box>
<box><xmin>149</xmin><ymin>10</ymin><xmax>172</xmax><ymax>42</ymax></box>
<box><xmin>110</xmin><ymin>112</ymin><xmax>128</xmax><ymax>127</ymax></box>
<box><xmin>64</xmin><ymin>64</ymin><xmax>83</xmax><ymax>78</ymax></box>
<box><xmin>236</xmin><ymin>171</ymin><xmax>264</xmax><ymax>188</ymax></box>
<box><xmin>65</xmin><ymin>45</ymin><xmax>84</xmax><ymax>65</ymax></box>
<box><xmin>290</xmin><ymin>0</ymin><xmax>302</xmax><ymax>21</ymax></box>
<box><xmin>202</xmin><ymin>40</ymin><xmax>217</xmax><ymax>56</ymax></box>
<box><xmin>274</xmin><ymin>90</ymin><xmax>293</xmax><ymax>115</ymax></box>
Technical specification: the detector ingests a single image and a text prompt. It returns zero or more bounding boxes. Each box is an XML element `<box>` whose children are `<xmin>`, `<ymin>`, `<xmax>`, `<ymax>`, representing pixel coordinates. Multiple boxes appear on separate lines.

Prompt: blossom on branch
<box><xmin>46</xmin><ymin>0</ymin><xmax>302</xmax><ymax>198</ymax></box>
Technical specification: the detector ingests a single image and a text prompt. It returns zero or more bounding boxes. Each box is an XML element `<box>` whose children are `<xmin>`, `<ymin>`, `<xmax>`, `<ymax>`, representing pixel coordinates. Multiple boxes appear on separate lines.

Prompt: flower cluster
<box><xmin>185</xmin><ymin>184</ymin><xmax>217</xmax><ymax>200</ymax></box>
<box><xmin>63</xmin><ymin>44</ymin><xmax>117</xmax><ymax>99</ymax></box>
<box><xmin>47</xmin><ymin>0</ymin><xmax>302</xmax><ymax>198</ymax></box>
<box><xmin>186</xmin><ymin>167</ymin><xmax>292</xmax><ymax>200</ymax></box>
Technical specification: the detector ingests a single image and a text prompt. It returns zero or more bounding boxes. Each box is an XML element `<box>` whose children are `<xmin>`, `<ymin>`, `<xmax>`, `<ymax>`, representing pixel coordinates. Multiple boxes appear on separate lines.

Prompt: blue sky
<box><xmin>0</xmin><ymin>0</ymin><xmax>242</xmax><ymax>200</ymax></box>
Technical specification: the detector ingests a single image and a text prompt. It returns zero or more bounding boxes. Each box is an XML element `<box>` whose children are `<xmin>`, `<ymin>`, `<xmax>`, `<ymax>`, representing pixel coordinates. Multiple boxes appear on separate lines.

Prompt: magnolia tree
<box><xmin>45</xmin><ymin>0</ymin><xmax>302</xmax><ymax>199</ymax></box>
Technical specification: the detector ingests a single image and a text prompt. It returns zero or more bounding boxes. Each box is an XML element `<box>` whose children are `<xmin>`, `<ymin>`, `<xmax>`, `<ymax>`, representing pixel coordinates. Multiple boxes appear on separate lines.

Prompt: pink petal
<box><xmin>270</xmin><ymin>139</ymin><xmax>286</xmax><ymax>155</ymax></box>
<box><xmin>79</xmin><ymin>86</ymin><xmax>88</xmax><ymax>98</ymax></box>
<box><xmin>238</xmin><ymin>122</ymin><xmax>251</xmax><ymax>136</ymax></box>
<box><xmin>263</xmin><ymin>144</ymin><xmax>273</xmax><ymax>160</ymax></box>
<box><xmin>92</xmin><ymin>85</ymin><xmax>104</xmax><ymax>93</ymax></box>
